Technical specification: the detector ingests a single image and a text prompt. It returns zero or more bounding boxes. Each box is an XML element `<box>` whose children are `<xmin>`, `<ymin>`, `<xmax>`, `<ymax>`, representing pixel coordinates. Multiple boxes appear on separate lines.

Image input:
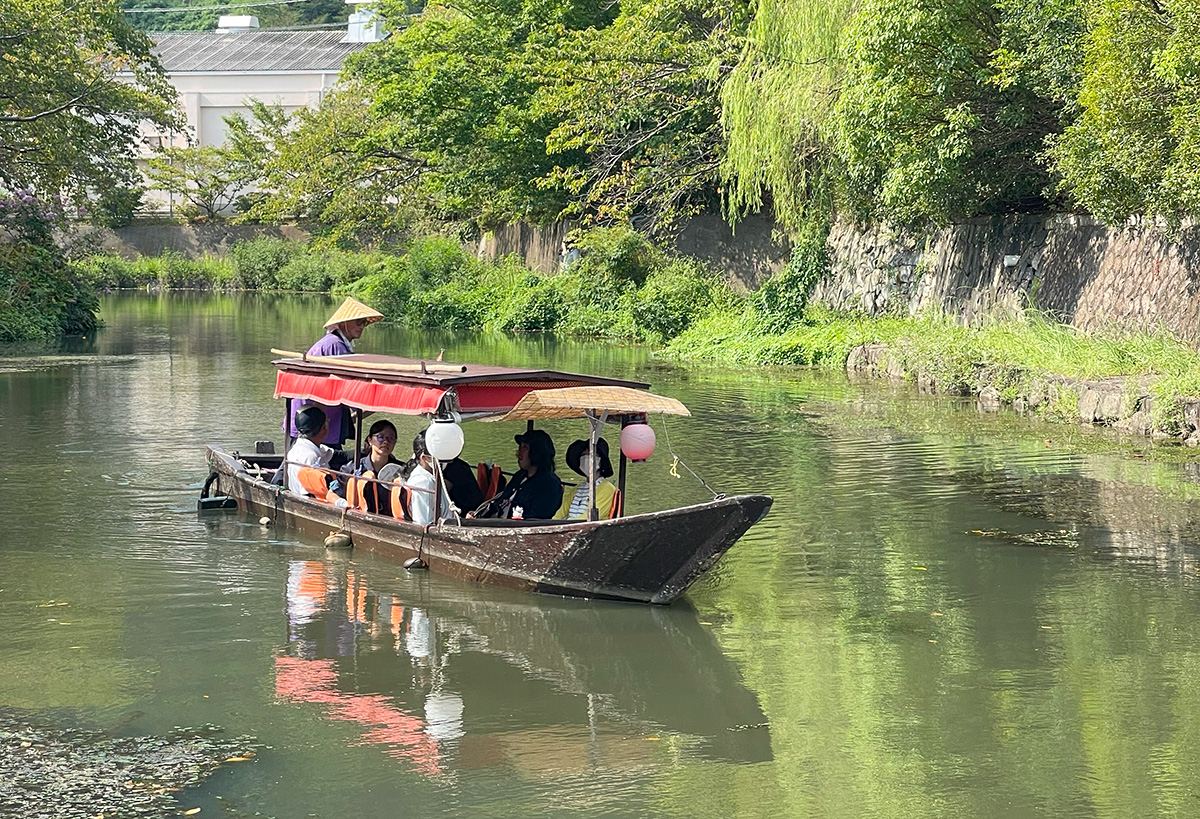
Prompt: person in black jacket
<box><xmin>476</xmin><ymin>429</ymin><xmax>562</xmax><ymax>520</ymax></box>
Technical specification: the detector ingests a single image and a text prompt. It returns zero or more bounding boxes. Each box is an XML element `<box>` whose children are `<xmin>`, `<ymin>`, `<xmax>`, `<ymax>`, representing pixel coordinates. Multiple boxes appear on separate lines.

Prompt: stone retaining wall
<box><xmin>818</xmin><ymin>215</ymin><xmax>1200</xmax><ymax>343</ymax></box>
<box><xmin>102</xmin><ymin>213</ymin><xmax>1200</xmax><ymax>345</ymax></box>
<box><xmin>846</xmin><ymin>341</ymin><xmax>1200</xmax><ymax>444</ymax></box>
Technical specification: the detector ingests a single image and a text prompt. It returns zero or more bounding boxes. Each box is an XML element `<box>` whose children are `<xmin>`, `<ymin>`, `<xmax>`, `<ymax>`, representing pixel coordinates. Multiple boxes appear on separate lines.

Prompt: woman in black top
<box><xmin>478</xmin><ymin>429</ymin><xmax>562</xmax><ymax>520</ymax></box>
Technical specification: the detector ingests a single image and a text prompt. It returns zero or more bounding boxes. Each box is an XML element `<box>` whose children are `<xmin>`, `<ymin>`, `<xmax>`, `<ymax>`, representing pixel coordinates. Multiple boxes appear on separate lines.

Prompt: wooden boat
<box><xmin>203</xmin><ymin>352</ymin><xmax>773</xmax><ymax>604</ymax></box>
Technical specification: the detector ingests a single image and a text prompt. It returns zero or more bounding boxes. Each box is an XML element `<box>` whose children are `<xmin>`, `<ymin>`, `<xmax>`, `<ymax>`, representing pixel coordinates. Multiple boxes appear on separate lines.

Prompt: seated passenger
<box><xmin>353</xmin><ymin>419</ymin><xmax>403</xmax><ymax>516</ymax></box>
<box><xmin>401</xmin><ymin>432</ymin><xmax>483</xmax><ymax>515</ymax></box>
<box><xmin>442</xmin><ymin>454</ymin><xmax>484</xmax><ymax>515</ymax></box>
<box><xmin>287</xmin><ymin>406</ymin><xmax>348</xmax><ymax>508</ymax></box>
<box><xmin>555</xmin><ymin>437</ymin><xmax>617</xmax><ymax>520</ymax></box>
<box><xmin>407</xmin><ymin>430</ymin><xmax>454</xmax><ymax>525</ymax></box>
<box><xmin>476</xmin><ymin>430</ymin><xmax>562</xmax><ymax>520</ymax></box>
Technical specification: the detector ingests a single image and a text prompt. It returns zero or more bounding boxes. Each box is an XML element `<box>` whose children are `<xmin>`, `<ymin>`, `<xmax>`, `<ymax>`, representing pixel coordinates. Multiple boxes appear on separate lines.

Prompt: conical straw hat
<box><xmin>323</xmin><ymin>297</ymin><xmax>384</xmax><ymax>330</ymax></box>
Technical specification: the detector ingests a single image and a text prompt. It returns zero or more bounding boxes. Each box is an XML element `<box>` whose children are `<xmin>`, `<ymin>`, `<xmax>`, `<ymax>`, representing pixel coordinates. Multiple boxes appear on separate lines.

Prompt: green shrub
<box><xmin>573</xmin><ymin>226</ymin><xmax>659</xmax><ymax>287</ymax></box>
<box><xmin>73</xmin><ymin>252</ymin><xmax>234</xmax><ymax>289</ymax></box>
<box><xmin>410</xmin><ymin>281</ymin><xmax>490</xmax><ymax>329</ymax></box>
<box><xmin>754</xmin><ymin>232</ymin><xmax>830</xmax><ymax>332</ymax></box>
<box><xmin>73</xmin><ymin>254</ymin><xmax>141</xmax><ymax>288</ymax></box>
<box><xmin>231</xmin><ymin>237</ymin><xmax>301</xmax><ymax>289</ymax></box>
<box><xmin>405</xmin><ymin>236</ymin><xmax>474</xmax><ymax>288</ymax></box>
<box><xmin>329</xmin><ymin>251</ymin><xmax>378</xmax><ymax>288</ymax></box>
<box><xmin>1</xmin><ymin>239</ymin><xmax>97</xmax><ymax>341</ymax></box>
<box><xmin>348</xmin><ymin>258</ymin><xmax>421</xmax><ymax>320</ymax></box>
<box><xmin>276</xmin><ymin>253</ymin><xmax>334</xmax><ymax>292</ymax></box>
<box><xmin>493</xmin><ymin>279</ymin><xmax>564</xmax><ymax>332</ymax></box>
<box><xmin>629</xmin><ymin>260</ymin><xmax>721</xmax><ymax>342</ymax></box>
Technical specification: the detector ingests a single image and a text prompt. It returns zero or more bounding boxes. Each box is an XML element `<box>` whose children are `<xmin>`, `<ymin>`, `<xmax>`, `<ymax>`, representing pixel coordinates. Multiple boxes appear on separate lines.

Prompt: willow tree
<box><xmin>718</xmin><ymin>0</ymin><xmax>855</xmax><ymax>235</ymax></box>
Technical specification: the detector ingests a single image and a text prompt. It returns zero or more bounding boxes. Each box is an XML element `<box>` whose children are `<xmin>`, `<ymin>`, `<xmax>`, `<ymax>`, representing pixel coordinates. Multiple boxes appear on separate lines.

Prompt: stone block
<box><xmin>1077</xmin><ymin>388</ymin><xmax>1101</xmax><ymax>422</ymax></box>
<box><xmin>1184</xmin><ymin>399</ymin><xmax>1200</xmax><ymax>432</ymax></box>
<box><xmin>1097</xmin><ymin>390</ymin><xmax>1124</xmax><ymax>422</ymax></box>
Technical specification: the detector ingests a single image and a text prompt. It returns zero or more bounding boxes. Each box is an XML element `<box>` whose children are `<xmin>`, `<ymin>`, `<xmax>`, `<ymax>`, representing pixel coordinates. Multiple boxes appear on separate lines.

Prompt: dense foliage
<box><xmin>240</xmin><ymin>0</ymin><xmax>1200</xmax><ymax>275</ymax></box>
<box><xmin>248</xmin><ymin>0</ymin><xmax>748</xmax><ymax>238</ymax></box>
<box><xmin>1</xmin><ymin>0</ymin><xmax>175</xmax><ymax>209</ymax></box>
<box><xmin>0</xmin><ymin>192</ymin><xmax>98</xmax><ymax>342</ymax></box>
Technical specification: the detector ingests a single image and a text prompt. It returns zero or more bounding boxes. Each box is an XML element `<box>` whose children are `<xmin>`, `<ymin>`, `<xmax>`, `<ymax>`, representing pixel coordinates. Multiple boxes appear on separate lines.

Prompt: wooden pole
<box><xmin>586</xmin><ymin>412</ymin><xmax>598</xmax><ymax>521</ymax></box>
<box><xmin>353</xmin><ymin>409</ymin><xmax>363</xmax><ymax>467</ymax></box>
<box><xmin>270</xmin><ymin>348</ymin><xmax>467</xmax><ymax>374</ymax></box>
<box><xmin>617</xmin><ymin>451</ymin><xmax>627</xmax><ymax>519</ymax></box>
<box><xmin>283</xmin><ymin>397</ymin><xmax>293</xmax><ymax>454</ymax></box>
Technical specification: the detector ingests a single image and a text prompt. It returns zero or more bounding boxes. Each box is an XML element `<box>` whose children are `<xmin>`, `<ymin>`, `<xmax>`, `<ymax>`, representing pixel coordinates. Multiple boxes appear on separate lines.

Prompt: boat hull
<box><xmin>205</xmin><ymin>446</ymin><xmax>772</xmax><ymax>604</ymax></box>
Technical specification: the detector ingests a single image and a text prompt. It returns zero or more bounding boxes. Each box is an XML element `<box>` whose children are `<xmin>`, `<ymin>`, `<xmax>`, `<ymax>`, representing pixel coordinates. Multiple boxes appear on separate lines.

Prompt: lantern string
<box><xmin>658</xmin><ymin>416</ymin><xmax>725</xmax><ymax>501</ymax></box>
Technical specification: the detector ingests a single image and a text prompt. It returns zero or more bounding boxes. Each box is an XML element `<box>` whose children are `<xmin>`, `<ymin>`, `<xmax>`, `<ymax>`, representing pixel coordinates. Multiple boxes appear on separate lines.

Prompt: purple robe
<box><xmin>284</xmin><ymin>330</ymin><xmax>353</xmax><ymax>446</ymax></box>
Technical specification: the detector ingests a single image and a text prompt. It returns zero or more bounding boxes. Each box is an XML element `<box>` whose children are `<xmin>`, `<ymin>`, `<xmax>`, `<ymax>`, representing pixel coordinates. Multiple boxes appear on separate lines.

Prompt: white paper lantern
<box><xmin>426</xmin><ymin>419</ymin><xmax>464</xmax><ymax>460</ymax></box>
<box><xmin>620</xmin><ymin>423</ymin><xmax>656</xmax><ymax>461</ymax></box>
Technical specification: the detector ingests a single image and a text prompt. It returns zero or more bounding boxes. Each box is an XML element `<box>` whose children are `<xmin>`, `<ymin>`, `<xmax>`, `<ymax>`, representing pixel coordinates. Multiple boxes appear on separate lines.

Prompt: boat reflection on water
<box><xmin>277</xmin><ymin>559</ymin><xmax>772</xmax><ymax>779</ymax></box>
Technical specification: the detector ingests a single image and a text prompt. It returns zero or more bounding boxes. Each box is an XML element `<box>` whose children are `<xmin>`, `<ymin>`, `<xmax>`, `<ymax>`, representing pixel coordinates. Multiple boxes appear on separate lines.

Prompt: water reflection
<box><xmin>277</xmin><ymin>559</ymin><xmax>771</xmax><ymax>779</ymax></box>
<box><xmin>13</xmin><ymin>293</ymin><xmax>1200</xmax><ymax>817</ymax></box>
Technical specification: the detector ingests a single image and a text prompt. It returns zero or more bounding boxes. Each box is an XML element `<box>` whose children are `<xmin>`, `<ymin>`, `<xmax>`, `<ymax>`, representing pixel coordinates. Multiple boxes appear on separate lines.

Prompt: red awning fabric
<box><xmin>455</xmin><ymin>381</ymin><xmax>586</xmax><ymax>416</ymax></box>
<box><xmin>275</xmin><ymin>371</ymin><xmax>446</xmax><ymax>416</ymax></box>
<box><xmin>276</xmin><ymin>372</ymin><xmax>610</xmax><ymax>417</ymax></box>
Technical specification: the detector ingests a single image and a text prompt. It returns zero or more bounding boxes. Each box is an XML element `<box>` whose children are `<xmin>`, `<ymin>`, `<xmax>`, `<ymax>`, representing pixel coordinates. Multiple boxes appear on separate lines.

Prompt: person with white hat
<box><xmin>288</xmin><ymin>297</ymin><xmax>385</xmax><ymax>448</ymax></box>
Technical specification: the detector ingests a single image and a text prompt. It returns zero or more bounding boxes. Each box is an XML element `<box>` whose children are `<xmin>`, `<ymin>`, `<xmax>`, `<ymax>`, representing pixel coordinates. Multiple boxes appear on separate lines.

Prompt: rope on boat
<box><xmin>658</xmin><ymin>415</ymin><xmax>726</xmax><ymax>501</ymax></box>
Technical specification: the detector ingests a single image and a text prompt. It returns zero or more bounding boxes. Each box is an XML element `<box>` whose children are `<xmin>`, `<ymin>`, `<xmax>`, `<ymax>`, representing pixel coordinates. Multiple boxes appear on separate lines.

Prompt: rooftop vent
<box><xmin>216</xmin><ymin>15</ymin><xmax>260</xmax><ymax>32</ymax></box>
<box><xmin>343</xmin><ymin>0</ymin><xmax>385</xmax><ymax>42</ymax></box>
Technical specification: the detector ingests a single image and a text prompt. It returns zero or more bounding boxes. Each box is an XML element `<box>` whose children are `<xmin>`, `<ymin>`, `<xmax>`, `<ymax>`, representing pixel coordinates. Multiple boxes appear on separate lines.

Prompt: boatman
<box><xmin>288</xmin><ymin>297</ymin><xmax>384</xmax><ymax>451</ymax></box>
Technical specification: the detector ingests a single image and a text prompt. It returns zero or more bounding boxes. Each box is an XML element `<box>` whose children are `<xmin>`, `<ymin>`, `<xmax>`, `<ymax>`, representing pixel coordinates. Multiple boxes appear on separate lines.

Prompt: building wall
<box><xmin>137</xmin><ymin>70</ymin><xmax>340</xmax><ymax>213</ymax></box>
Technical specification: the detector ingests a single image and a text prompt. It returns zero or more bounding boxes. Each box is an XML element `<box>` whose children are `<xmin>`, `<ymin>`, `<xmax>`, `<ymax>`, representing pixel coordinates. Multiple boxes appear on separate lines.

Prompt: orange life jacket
<box><xmin>608</xmin><ymin>488</ymin><xmax>623</xmax><ymax>519</ymax></box>
<box><xmin>296</xmin><ymin>466</ymin><xmax>334</xmax><ymax>502</ymax></box>
<box><xmin>390</xmin><ymin>484</ymin><xmax>412</xmax><ymax>521</ymax></box>
<box><xmin>345</xmin><ymin>474</ymin><xmax>377</xmax><ymax>513</ymax></box>
<box><xmin>476</xmin><ymin>463</ymin><xmax>502</xmax><ymax>501</ymax></box>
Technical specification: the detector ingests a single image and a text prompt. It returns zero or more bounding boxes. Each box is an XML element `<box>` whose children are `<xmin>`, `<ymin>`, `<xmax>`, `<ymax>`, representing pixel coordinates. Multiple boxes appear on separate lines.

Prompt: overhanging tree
<box><xmin>0</xmin><ymin>0</ymin><xmax>177</xmax><ymax>205</ymax></box>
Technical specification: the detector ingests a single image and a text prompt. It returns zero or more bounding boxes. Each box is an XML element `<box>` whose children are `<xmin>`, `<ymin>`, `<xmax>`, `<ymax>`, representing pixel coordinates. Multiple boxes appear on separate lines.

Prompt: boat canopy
<box><xmin>493</xmin><ymin>386</ymin><xmax>690</xmax><ymax>422</ymax></box>
<box><xmin>272</xmin><ymin>352</ymin><xmax>651</xmax><ymax>419</ymax></box>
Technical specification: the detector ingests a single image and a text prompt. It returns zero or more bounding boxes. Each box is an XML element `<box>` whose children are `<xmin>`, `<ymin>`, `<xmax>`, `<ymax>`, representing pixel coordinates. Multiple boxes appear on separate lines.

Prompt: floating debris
<box><xmin>968</xmin><ymin>528</ymin><xmax>1081</xmax><ymax>549</ymax></box>
<box><xmin>0</xmin><ymin>709</ymin><xmax>261</xmax><ymax>819</ymax></box>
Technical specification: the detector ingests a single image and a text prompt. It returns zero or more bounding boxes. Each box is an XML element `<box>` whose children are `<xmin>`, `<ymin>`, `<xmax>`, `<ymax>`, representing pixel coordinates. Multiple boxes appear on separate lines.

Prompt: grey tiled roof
<box><xmin>151</xmin><ymin>30</ymin><xmax>368</xmax><ymax>72</ymax></box>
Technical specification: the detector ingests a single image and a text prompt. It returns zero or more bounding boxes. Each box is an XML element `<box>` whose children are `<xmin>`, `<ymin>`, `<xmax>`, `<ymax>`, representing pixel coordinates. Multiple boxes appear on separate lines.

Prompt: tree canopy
<box><xmin>240</xmin><ymin>0</ymin><xmax>1200</xmax><ymax>239</ymax></box>
<box><xmin>0</xmin><ymin>0</ymin><xmax>176</xmax><ymax>204</ymax></box>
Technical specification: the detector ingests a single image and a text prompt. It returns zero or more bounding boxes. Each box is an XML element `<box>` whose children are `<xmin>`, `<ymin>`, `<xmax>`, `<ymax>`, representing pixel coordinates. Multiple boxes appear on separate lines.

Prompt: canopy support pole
<box><xmin>283</xmin><ymin>397</ymin><xmax>293</xmax><ymax>453</ymax></box>
<box><xmin>353</xmin><ymin>409</ymin><xmax>363</xmax><ymax>469</ymax></box>
<box><xmin>616</xmin><ymin>415</ymin><xmax>628</xmax><ymax>519</ymax></box>
<box><xmin>585</xmin><ymin>410</ymin><xmax>608</xmax><ymax>521</ymax></box>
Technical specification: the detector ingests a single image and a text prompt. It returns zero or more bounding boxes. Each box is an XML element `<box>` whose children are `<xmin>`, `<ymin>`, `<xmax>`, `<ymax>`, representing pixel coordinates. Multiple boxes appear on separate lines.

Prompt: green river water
<box><xmin>4</xmin><ymin>293</ymin><xmax>1200</xmax><ymax>818</ymax></box>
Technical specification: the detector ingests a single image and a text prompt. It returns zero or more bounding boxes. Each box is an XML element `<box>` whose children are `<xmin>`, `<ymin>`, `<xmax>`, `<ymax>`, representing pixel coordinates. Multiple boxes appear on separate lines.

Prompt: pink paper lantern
<box><xmin>620</xmin><ymin>423</ymin><xmax>656</xmax><ymax>461</ymax></box>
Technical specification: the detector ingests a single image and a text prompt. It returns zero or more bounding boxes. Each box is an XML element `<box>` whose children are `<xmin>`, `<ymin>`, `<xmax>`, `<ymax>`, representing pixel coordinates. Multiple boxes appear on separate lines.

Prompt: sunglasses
<box><xmin>372</xmin><ymin>434</ymin><xmax>397</xmax><ymax>444</ymax></box>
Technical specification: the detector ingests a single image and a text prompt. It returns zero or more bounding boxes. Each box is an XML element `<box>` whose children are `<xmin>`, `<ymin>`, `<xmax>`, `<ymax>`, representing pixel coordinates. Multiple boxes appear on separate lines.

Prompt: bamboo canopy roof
<box><xmin>493</xmin><ymin>386</ymin><xmax>691</xmax><ymax>422</ymax></box>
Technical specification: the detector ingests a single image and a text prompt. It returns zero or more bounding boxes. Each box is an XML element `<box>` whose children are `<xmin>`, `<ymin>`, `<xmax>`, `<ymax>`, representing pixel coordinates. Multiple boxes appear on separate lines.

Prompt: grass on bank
<box><xmin>71</xmin><ymin>229</ymin><xmax>1200</xmax><ymax>430</ymax></box>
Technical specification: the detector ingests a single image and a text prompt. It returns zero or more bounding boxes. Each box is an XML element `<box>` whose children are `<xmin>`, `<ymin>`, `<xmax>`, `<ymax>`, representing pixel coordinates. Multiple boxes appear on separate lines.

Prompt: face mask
<box><xmin>579</xmin><ymin>455</ymin><xmax>592</xmax><ymax>476</ymax></box>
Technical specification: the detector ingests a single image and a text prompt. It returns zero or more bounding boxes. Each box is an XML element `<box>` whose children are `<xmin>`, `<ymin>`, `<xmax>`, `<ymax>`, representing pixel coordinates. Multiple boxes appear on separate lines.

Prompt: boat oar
<box><xmin>270</xmin><ymin>348</ymin><xmax>467</xmax><ymax>374</ymax></box>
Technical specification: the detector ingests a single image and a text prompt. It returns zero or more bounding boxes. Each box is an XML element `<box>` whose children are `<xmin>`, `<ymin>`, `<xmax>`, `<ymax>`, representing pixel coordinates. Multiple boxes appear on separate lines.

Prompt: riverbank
<box><xmin>665</xmin><ymin>307</ymin><xmax>1200</xmax><ymax>442</ymax></box>
<box><xmin>66</xmin><ymin>231</ymin><xmax>1200</xmax><ymax>442</ymax></box>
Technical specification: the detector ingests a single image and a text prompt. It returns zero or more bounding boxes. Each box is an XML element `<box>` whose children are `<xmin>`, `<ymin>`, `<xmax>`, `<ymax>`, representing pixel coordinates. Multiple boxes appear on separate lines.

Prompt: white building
<box><xmin>135</xmin><ymin>8</ymin><xmax>384</xmax><ymax>210</ymax></box>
